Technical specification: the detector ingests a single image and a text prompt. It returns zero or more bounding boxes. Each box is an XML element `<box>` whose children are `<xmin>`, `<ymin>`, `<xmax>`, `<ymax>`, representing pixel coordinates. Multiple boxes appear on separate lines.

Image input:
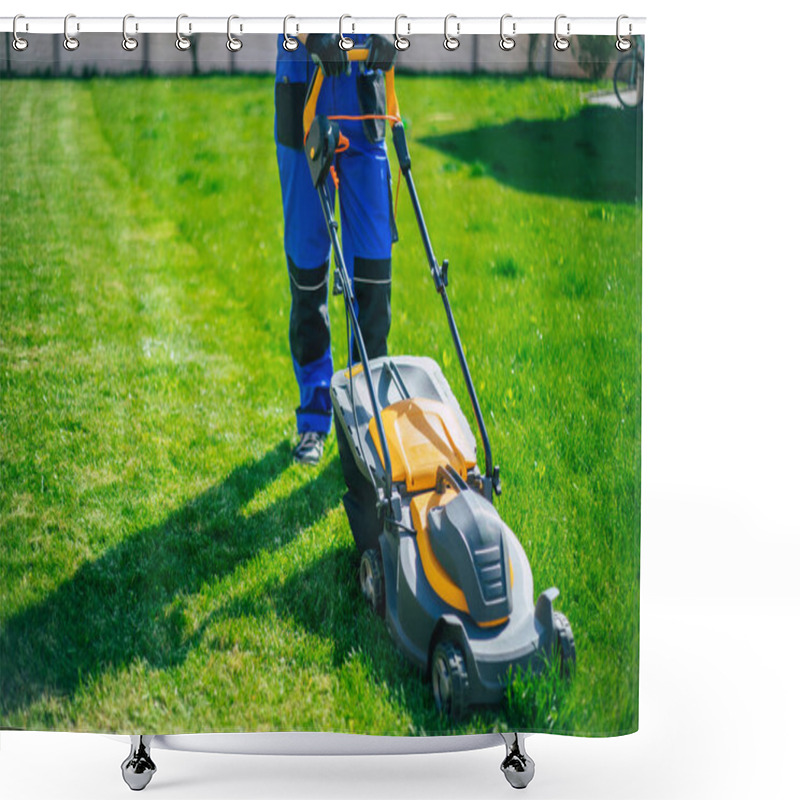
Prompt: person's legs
<box><xmin>338</xmin><ymin>129</ymin><xmax>396</xmax><ymax>364</ymax></box>
<box><xmin>276</xmin><ymin>141</ymin><xmax>335</xmax><ymax>449</ymax></box>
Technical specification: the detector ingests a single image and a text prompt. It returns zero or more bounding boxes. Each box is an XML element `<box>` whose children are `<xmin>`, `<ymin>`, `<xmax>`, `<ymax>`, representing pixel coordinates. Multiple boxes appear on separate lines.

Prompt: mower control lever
<box><xmin>435</xmin><ymin>464</ymin><xmax>469</xmax><ymax>496</ymax></box>
<box><xmin>392</xmin><ymin>122</ymin><xmax>412</xmax><ymax>173</ymax></box>
<box><xmin>492</xmin><ymin>466</ymin><xmax>502</xmax><ymax>497</ymax></box>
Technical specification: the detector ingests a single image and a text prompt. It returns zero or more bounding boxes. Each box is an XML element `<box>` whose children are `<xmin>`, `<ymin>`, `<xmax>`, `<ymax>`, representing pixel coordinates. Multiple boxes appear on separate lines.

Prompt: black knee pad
<box><xmin>353</xmin><ymin>257</ymin><xmax>391</xmax><ymax>362</ymax></box>
<box><xmin>288</xmin><ymin>257</ymin><xmax>330</xmax><ymax>366</ymax></box>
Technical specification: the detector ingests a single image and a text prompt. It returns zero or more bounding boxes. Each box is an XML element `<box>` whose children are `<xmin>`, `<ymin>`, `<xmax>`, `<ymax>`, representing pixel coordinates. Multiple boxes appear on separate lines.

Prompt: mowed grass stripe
<box><xmin>1</xmin><ymin>80</ymin><xmax>274</xmax><ymax>604</ymax></box>
<box><xmin>1</xmin><ymin>75</ymin><xmax>640</xmax><ymax>736</ymax></box>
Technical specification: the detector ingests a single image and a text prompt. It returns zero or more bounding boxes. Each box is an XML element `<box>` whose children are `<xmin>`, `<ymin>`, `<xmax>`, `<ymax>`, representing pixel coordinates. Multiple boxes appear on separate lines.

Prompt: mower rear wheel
<box><xmin>359</xmin><ymin>549</ymin><xmax>385</xmax><ymax>617</ymax></box>
<box><xmin>431</xmin><ymin>641</ymin><xmax>470</xmax><ymax>720</ymax></box>
<box><xmin>553</xmin><ymin>611</ymin><xmax>576</xmax><ymax>679</ymax></box>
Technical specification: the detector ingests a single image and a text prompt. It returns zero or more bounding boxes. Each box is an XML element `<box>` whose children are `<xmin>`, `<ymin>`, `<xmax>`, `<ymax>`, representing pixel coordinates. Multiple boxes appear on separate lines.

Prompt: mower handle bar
<box><xmin>303</xmin><ymin>45</ymin><xmax>497</xmax><ymax>497</ymax></box>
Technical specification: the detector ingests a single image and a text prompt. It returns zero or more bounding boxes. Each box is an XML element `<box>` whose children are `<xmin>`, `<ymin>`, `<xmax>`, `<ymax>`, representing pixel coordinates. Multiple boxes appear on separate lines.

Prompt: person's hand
<box><xmin>365</xmin><ymin>35</ymin><xmax>397</xmax><ymax>72</ymax></box>
<box><xmin>305</xmin><ymin>33</ymin><xmax>347</xmax><ymax>77</ymax></box>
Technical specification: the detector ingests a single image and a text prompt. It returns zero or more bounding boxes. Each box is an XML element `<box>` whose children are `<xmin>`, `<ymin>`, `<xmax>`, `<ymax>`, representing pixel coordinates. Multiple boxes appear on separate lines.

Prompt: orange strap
<box><xmin>334</xmin><ymin>132</ymin><xmax>351</xmax><ymax>153</ymax></box>
<box><xmin>326</xmin><ymin>114</ymin><xmax>401</xmax><ymax>155</ymax></box>
<box><xmin>327</xmin><ymin>113</ymin><xmax>402</xmax><ymax>125</ymax></box>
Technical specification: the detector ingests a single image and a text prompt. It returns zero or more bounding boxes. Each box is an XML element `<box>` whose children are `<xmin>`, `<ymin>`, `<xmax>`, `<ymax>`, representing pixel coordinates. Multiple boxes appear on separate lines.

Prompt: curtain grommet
<box><xmin>444</xmin><ymin>14</ymin><xmax>460</xmax><ymax>51</ymax></box>
<box><xmin>227</xmin><ymin>15</ymin><xmax>243</xmax><ymax>52</ymax></box>
<box><xmin>339</xmin><ymin>14</ymin><xmax>355</xmax><ymax>50</ymax></box>
<box><xmin>122</xmin><ymin>14</ymin><xmax>138</xmax><ymax>51</ymax></box>
<box><xmin>282</xmin><ymin>16</ymin><xmax>299</xmax><ymax>51</ymax></box>
<box><xmin>616</xmin><ymin>15</ymin><xmax>633</xmax><ymax>51</ymax></box>
<box><xmin>63</xmin><ymin>13</ymin><xmax>80</xmax><ymax>51</ymax></box>
<box><xmin>499</xmin><ymin>14</ymin><xmax>516</xmax><ymax>51</ymax></box>
<box><xmin>12</xmin><ymin>15</ymin><xmax>29</xmax><ymax>51</ymax></box>
<box><xmin>175</xmin><ymin>13</ymin><xmax>191</xmax><ymax>51</ymax></box>
<box><xmin>553</xmin><ymin>14</ymin><xmax>570</xmax><ymax>51</ymax></box>
<box><xmin>395</xmin><ymin>15</ymin><xmax>410</xmax><ymax>51</ymax></box>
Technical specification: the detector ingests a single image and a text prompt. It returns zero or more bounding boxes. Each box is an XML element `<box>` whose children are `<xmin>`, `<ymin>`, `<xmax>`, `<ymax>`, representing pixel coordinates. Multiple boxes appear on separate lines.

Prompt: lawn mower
<box><xmin>303</xmin><ymin>48</ymin><xmax>575</xmax><ymax>719</ymax></box>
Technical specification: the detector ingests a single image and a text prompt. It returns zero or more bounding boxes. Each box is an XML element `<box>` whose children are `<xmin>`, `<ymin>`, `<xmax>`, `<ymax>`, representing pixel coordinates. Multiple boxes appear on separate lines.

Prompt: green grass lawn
<box><xmin>0</xmin><ymin>73</ymin><xmax>641</xmax><ymax>736</ymax></box>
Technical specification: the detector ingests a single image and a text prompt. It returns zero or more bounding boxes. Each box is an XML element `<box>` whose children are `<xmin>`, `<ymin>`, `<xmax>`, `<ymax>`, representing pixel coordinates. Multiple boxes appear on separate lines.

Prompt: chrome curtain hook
<box><xmin>339</xmin><ymin>14</ymin><xmax>354</xmax><ymax>50</ymax></box>
<box><xmin>443</xmin><ymin>14</ymin><xmax>460</xmax><ymax>51</ymax></box>
<box><xmin>12</xmin><ymin>14</ymin><xmax>29</xmax><ymax>51</ymax></box>
<box><xmin>63</xmin><ymin>13</ymin><xmax>80</xmax><ymax>51</ymax></box>
<box><xmin>175</xmin><ymin>13</ymin><xmax>191</xmax><ymax>51</ymax></box>
<box><xmin>122</xmin><ymin>14</ymin><xmax>138</xmax><ymax>51</ymax></box>
<box><xmin>554</xmin><ymin>14</ymin><xmax>570</xmax><ymax>51</ymax></box>
<box><xmin>616</xmin><ymin>15</ymin><xmax>632</xmax><ymax>51</ymax></box>
<box><xmin>394</xmin><ymin>14</ymin><xmax>410</xmax><ymax>51</ymax></box>
<box><xmin>282</xmin><ymin>15</ymin><xmax>299</xmax><ymax>51</ymax></box>
<box><xmin>499</xmin><ymin>14</ymin><xmax>516</xmax><ymax>51</ymax></box>
<box><xmin>227</xmin><ymin>15</ymin><xmax>243</xmax><ymax>52</ymax></box>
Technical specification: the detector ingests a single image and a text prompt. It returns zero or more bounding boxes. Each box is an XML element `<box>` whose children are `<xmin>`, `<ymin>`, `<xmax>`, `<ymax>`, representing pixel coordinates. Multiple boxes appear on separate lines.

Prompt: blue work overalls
<box><xmin>275</xmin><ymin>36</ymin><xmax>396</xmax><ymax>435</ymax></box>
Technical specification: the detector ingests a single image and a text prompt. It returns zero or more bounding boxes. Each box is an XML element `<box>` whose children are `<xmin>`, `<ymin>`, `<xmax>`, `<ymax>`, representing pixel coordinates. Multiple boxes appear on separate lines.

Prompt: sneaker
<box><xmin>293</xmin><ymin>431</ymin><xmax>326</xmax><ymax>465</ymax></box>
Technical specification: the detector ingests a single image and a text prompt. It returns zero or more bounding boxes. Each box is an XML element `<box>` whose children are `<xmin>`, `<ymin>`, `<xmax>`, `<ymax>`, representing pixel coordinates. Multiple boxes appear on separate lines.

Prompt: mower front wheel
<box><xmin>431</xmin><ymin>641</ymin><xmax>470</xmax><ymax>720</ymax></box>
<box><xmin>359</xmin><ymin>549</ymin><xmax>385</xmax><ymax>617</ymax></box>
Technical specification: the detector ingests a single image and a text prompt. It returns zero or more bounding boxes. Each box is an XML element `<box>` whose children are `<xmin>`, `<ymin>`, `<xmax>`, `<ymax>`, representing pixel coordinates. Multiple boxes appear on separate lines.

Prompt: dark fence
<box><xmin>1</xmin><ymin>33</ymin><xmax>616</xmax><ymax>79</ymax></box>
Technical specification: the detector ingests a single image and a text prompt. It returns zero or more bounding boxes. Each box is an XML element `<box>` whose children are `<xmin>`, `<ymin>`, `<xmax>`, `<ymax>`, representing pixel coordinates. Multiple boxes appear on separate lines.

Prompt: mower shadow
<box><xmin>207</xmin><ymin>545</ymin><xmax>445</xmax><ymax>731</ymax></box>
<box><xmin>2</xmin><ymin>443</ymin><xmax>541</xmax><ymax>732</ymax></box>
<box><xmin>209</xmin><ymin>546</ymin><xmax>525</xmax><ymax>734</ymax></box>
<box><xmin>419</xmin><ymin>105</ymin><xmax>643</xmax><ymax>204</ymax></box>
<box><xmin>0</xmin><ymin>443</ymin><xmax>343</xmax><ymax>719</ymax></box>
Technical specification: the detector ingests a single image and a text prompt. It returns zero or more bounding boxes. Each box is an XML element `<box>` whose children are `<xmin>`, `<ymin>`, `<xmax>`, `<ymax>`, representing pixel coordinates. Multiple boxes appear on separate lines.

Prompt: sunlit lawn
<box><xmin>0</xmin><ymin>73</ymin><xmax>641</xmax><ymax>736</ymax></box>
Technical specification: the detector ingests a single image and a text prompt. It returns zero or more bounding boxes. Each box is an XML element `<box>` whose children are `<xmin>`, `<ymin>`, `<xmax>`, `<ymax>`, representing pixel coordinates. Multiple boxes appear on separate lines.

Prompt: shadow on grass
<box><xmin>420</xmin><ymin>105</ymin><xmax>643</xmax><ymax>204</ymax></box>
<box><xmin>209</xmin><ymin>547</ymin><xmax>558</xmax><ymax>734</ymax></box>
<box><xmin>205</xmin><ymin>545</ymin><xmax>447</xmax><ymax>732</ymax></box>
<box><xmin>1</xmin><ymin>442</ymin><xmax>564</xmax><ymax>732</ymax></box>
<box><xmin>0</xmin><ymin>442</ymin><xmax>343</xmax><ymax>719</ymax></box>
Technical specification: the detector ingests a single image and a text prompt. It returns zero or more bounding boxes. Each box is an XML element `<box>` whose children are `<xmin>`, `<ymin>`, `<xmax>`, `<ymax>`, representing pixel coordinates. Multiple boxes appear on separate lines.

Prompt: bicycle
<box><xmin>613</xmin><ymin>36</ymin><xmax>644</xmax><ymax>109</ymax></box>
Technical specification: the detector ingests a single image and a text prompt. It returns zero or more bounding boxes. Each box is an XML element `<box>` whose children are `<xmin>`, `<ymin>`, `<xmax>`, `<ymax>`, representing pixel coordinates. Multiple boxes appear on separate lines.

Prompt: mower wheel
<box><xmin>431</xmin><ymin>641</ymin><xmax>470</xmax><ymax>720</ymax></box>
<box><xmin>359</xmin><ymin>549</ymin><xmax>385</xmax><ymax>617</ymax></box>
<box><xmin>553</xmin><ymin>611</ymin><xmax>576</xmax><ymax>679</ymax></box>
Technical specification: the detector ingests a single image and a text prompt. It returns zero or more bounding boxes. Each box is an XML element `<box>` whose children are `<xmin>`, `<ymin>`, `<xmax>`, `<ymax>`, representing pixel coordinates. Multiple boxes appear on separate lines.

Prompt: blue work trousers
<box><xmin>275</xmin><ymin>39</ymin><xmax>394</xmax><ymax>434</ymax></box>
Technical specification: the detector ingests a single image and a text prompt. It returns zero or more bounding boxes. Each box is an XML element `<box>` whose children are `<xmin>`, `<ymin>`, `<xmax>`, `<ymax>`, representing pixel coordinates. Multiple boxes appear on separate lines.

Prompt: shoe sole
<box><xmin>294</xmin><ymin>455</ymin><xmax>321</xmax><ymax>465</ymax></box>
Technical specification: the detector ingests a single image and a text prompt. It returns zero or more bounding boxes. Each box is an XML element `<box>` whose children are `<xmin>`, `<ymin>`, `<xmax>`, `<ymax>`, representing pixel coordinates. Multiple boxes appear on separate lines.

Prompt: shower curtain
<box><xmin>0</xmin><ymin>30</ymin><xmax>643</xmax><ymax>740</ymax></box>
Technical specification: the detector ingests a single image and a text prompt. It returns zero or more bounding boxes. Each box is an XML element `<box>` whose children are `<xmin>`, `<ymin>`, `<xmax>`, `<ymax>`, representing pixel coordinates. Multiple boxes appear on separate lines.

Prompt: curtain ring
<box><xmin>227</xmin><ymin>15</ymin><xmax>243</xmax><ymax>52</ymax></box>
<box><xmin>282</xmin><ymin>15</ymin><xmax>299</xmax><ymax>51</ymax></box>
<box><xmin>553</xmin><ymin>14</ymin><xmax>570</xmax><ymax>51</ymax></box>
<box><xmin>339</xmin><ymin>14</ymin><xmax>354</xmax><ymax>50</ymax></box>
<box><xmin>63</xmin><ymin>13</ymin><xmax>80</xmax><ymax>51</ymax></box>
<box><xmin>122</xmin><ymin>14</ymin><xmax>138</xmax><ymax>51</ymax></box>
<box><xmin>616</xmin><ymin>15</ymin><xmax>632</xmax><ymax>51</ymax></box>
<box><xmin>443</xmin><ymin>14</ymin><xmax>460</xmax><ymax>51</ymax></box>
<box><xmin>175</xmin><ymin>13</ymin><xmax>191</xmax><ymax>51</ymax></box>
<box><xmin>395</xmin><ymin>15</ymin><xmax>410</xmax><ymax>51</ymax></box>
<box><xmin>499</xmin><ymin>14</ymin><xmax>515</xmax><ymax>51</ymax></box>
<box><xmin>12</xmin><ymin>15</ymin><xmax>29</xmax><ymax>51</ymax></box>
